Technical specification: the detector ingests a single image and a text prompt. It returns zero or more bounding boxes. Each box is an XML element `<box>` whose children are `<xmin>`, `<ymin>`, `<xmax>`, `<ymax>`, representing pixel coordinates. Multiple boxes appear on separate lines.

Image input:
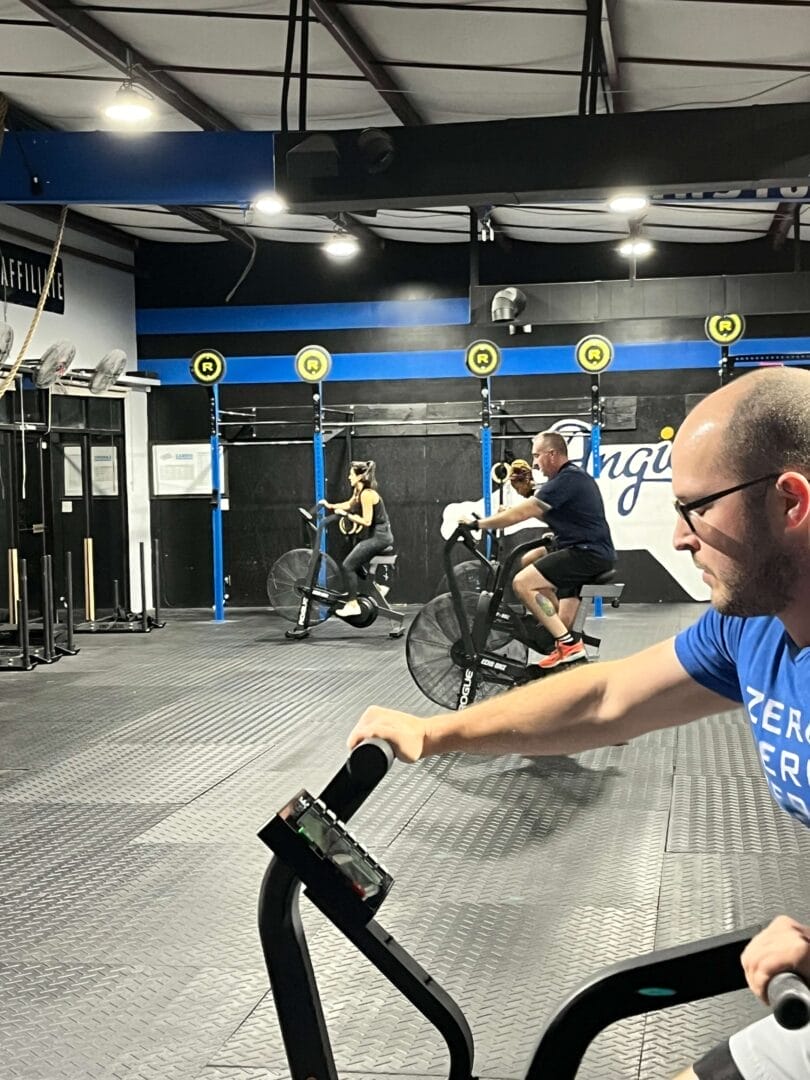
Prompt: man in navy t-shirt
<box><xmin>352</xmin><ymin>366</ymin><xmax>810</xmax><ymax>1080</ymax></box>
<box><xmin>462</xmin><ymin>430</ymin><xmax>616</xmax><ymax>671</ymax></box>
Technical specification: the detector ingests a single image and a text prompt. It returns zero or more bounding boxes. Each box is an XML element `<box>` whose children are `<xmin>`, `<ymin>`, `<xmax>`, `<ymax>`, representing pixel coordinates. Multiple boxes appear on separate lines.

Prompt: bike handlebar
<box><xmin>767</xmin><ymin>971</ymin><xmax>810</xmax><ymax>1029</ymax></box>
<box><xmin>347</xmin><ymin>738</ymin><xmax>396</xmax><ymax>786</ymax></box>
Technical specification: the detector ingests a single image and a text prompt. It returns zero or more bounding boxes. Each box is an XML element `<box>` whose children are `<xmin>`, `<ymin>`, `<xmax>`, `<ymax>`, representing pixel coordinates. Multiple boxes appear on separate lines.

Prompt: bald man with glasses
<box><xmin>350</xmin><ymin>366</ymin><xmax>810</xmax><ymax>1080</ymax></box>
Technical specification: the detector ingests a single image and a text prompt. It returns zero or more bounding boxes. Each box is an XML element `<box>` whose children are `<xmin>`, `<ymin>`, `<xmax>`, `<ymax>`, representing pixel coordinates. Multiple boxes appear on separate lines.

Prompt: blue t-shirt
<box><xmin>676</xmin><ymin>608</ymin><xmax>810</xmax><ymax>826</ymax></box>
<box><xmin>534</xmin><ymin>462</ymin><xmax>615</xmax><ymax>561</ymax></box>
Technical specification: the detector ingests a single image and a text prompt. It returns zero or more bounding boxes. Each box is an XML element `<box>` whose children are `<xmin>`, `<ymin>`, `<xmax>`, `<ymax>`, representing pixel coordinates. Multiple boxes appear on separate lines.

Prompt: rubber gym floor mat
<box><xmin>101</xmin><ymin>670</ymin><xmax>430</xmax><ymax>746</ymax></box>
<box><xmin>4</xmin><ymin>842</ymin><xmax>270</xmax><ymax>971</ymax></box>
<box><xmin>133</xmin><ymin>752</ymin><xmax>456</xmax><ymax>849</ymax></box>
<box><xmin>0</xmin><ymin>603</ymin><xmax>803</xmax><ymax>1080</ymax></box>
<box><xmin>0</xmin><ymin>715</ymin><xmax>145</xmax><ymax>769</ymax></box>
<box><xmin>0</xmin><ymin>797</ymin><xmax>179</xmax><ymax>848</ymax></box>
<box><xmin>667</xmin><ymin>775</ymin><xmax>810</xmax><ymax>853</ymax></box>
<box><xmin>583</xmin><ymin>602</ymin><xmax>691</xmax><ymax>662</ymax></box>
<box><xmin>639</xmin><ymin>993</ymin><xmax>768</xmax><ymax>1080</ymax></box>
<box><xmin>381</xmin><ymin>812</ymin><xmax>668</xmax><ymax>909</ymax></box>
<box><xmin>0</xmin><ymin>957</ymin><xmax>267</xmax><ymax>1080</ymax></box>
<box><xmin>674</xmin><ymin>712</ymin><xmax>763</xmax><ymax>775</ymax></box>
<box><xmin>211</xmin><ymin>896</ymin><xmax>654</xmax><ymax>1078</ymax></box>
<box><xmin>0</xmin><ymin>682</ymin><xmax>188</xmax><ymax>724</ymax></box>
<box><xmin>103</xmin><ymin>696</ymin><xmax>340</xmax><ymax>746</ymax></box>
<box><xmin>655</xmin><ymin>853</ymin><xmax>810</xmax><ymax>949</ymax></box>
<box><xmin>448</xmin><ymin>741</ymin><xmax>676</xmax><ymax>811</ymax></box>
<box><xmin>0</xmin><ymin>742</ymin><xmax>265</xmax><ymax>805</ymax></box>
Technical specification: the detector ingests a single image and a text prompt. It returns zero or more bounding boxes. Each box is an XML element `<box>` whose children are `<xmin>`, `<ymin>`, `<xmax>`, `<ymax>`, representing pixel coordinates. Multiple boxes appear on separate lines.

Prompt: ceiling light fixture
<box><xmin>618</xmin><ymin>238</ymin><xmax>653</xmax><ymax>257</ymax></box>
<box><xmin>323</xmin><ymin>233</ymin><xmax>360</xmax><ymax>259</ymax></box>
<box><xmin>254</xmin><ymin>193</ymin><xmax>287</xmax><ymax>216</ymax></box>
<box><xmin>609</xmin><ymin>193</ymin><xmax>649</xmax><ymax>215</ymax></box>
<box><xmin>104</xmin><ymin>81</ymin><xmax>153</xmax><ymax>124</ymax></box>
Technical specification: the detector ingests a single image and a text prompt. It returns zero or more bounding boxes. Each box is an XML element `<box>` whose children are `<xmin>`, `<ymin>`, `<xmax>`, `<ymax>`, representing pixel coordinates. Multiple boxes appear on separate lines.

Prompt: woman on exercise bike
<box><xmin>320</xmin><ymin>460</ymin><xmax>394</xmax><ymax>618</ymax></box>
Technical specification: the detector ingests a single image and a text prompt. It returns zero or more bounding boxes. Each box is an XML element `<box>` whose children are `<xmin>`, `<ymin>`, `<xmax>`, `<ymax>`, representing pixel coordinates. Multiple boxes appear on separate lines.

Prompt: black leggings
<box><xmin>342</xmin><ymin>529</ymin><xmax>393</xmax><ymax>598</ymax></box>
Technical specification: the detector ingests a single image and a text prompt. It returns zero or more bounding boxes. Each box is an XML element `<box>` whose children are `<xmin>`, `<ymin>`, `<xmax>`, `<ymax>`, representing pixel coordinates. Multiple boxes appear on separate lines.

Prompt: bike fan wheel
<box><xmin>267</xmin><ymin>548</ymin><xmax>343</xmax><ymax>623</ymax></box>
<box><xmin>434</xmin><ymin>559</ymin><xmax>489</xmax><ymax>598</ymax></box>
<box><xmin>406</xmin><ymin>591</ymin><xmax>528</xmax><ymax>710</ymax></box>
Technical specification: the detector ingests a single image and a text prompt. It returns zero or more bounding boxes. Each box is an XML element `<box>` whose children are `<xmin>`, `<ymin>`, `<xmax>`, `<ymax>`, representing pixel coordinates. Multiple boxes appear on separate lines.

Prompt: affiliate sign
<box><xmin>0</xmin><ymin>240</ymin><xmax>64</xmax><ymax>314</ymax></box>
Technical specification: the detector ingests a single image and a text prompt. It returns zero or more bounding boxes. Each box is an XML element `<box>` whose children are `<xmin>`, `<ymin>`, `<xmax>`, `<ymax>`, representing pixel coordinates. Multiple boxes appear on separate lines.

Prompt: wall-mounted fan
<box><xmin>90</xmin><ymin>349</ymin><xmax>128</xmax><ymax>394</ymax></box>
<box><xmin>0</xmin><ymin>323</ymin><xmax>13</xmax><ymax>365</ymax></box>
<box><xmin>33</xmin><ymin>340</ymin><xmax>76</xmax><ymax>388</ymax></box>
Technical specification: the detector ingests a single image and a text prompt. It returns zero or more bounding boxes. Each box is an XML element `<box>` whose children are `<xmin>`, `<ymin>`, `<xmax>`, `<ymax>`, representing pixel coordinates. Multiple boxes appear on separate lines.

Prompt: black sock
<box><xmin>556</xmin><ymin>632</ymin><xmax>575</xmax><ymax>645</ymax></box>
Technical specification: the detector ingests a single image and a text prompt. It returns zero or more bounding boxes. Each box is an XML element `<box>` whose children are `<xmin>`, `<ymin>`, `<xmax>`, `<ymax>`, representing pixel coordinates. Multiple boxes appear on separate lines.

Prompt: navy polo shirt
<box><xmin>534</xmin><ymin>461</ymin><xmax>615</xmax><ymax>561</ymax></box>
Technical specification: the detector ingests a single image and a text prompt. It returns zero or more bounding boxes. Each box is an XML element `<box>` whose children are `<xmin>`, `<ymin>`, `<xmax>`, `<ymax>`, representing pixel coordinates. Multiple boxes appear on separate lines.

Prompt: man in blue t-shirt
<box><xmin>462</xmin><ymin>430</ymin><xmax>616</xmax><ymax>671</ymax></box>
<box><xmin>352</xmin><ymin>366</ymin><xmax>810</xmax><ymax>1080</ymax></box>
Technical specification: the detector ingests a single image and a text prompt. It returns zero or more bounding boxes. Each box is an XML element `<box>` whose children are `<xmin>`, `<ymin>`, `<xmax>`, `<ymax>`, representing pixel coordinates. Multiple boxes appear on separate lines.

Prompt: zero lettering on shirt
<box><xmin>745</xmin><ymin>685</ymin><xmax>810</xmax><ymax>824</ymax></box>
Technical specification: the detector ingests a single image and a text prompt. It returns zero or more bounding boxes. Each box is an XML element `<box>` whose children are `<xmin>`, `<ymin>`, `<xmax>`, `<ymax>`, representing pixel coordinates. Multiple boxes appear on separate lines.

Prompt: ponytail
<box><xmin>351</xmin><ymin>459</ymin><xmax>378</xmax><ymax>490</ymax></box>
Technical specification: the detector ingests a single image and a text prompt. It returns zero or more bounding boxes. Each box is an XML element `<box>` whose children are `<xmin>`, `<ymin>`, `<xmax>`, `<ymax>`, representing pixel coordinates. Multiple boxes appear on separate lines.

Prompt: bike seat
<box><xmin>589</xmin><ymin>569</ymin><xmax>616</xmax><ymax>586</ymax></box>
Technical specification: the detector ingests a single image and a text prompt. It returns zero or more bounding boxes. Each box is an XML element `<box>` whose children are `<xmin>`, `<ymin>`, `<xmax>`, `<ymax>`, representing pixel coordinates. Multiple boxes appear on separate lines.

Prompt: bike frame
<box><xmin>443</xmin><ymin>526</ymin><xmax>554</xmax><ymax>707</ymax></box>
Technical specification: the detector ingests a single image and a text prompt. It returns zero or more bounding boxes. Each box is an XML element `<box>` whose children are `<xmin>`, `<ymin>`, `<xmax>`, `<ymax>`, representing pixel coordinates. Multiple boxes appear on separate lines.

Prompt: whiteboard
<box><xmin>151</xmin><ymin>443</ymin><xmax>227</xmax><ymax>497</ymax></box>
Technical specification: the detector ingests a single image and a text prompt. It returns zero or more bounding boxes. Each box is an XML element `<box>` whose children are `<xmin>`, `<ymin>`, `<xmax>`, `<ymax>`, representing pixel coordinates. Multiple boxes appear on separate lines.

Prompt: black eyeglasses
<box><xmin>674</xmin><ymin>473</ymin><xmax>779</xmax><ymax>533</ymax></box>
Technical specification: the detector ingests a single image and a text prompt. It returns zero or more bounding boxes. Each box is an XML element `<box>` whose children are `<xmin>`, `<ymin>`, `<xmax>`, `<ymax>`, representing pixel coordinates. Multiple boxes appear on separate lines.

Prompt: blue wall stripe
<box><xmin>139</xmin><ymin>336</ymin><xmax>810</xmax><ymax>386</ymax></box>
<box><xmin>137</xmin><ymin>297</ymin><xmax>471</xmax><ymax>334</ymax></box>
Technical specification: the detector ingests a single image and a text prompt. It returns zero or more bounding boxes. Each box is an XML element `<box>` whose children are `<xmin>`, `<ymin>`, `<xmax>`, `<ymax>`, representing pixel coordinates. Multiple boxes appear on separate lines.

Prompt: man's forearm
<box><xmin>423</xmin><ymin>662</ymin><xmax>613</xmax><ymax>758</ymax></box>
<box><xmin>478</xmin><ymin>502</ymin><xmax>536</xmax><ymax>530</ymax></box>
<box><xmin>419</xmin><ymin>639</ymin><xmax>725</xmax><ymax>760</ymax></box>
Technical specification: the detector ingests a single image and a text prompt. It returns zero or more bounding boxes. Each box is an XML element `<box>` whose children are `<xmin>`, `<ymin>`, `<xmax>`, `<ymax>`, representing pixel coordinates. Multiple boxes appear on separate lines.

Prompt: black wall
<box><xmin>136</xmin><ymin>233</ymin><xmax>809</xmax><ymax>309</ymax></box>
<box><xmin>148</xmin><ymin>368</ymin><xmax>717</xmax><ymax>608</ymax></box>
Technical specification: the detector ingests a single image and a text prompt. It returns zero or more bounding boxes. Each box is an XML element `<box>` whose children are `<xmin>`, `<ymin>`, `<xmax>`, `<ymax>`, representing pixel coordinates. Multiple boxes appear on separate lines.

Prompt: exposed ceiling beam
<box><xmin>5</xmin><ymin>100</ymin><xmax>54</xmax><ymax>133</ymax></box>
<box><xmin>17</xmin><ymin>0</ymin><xmax>240</xmax><ymax>132</ymax></box>
<box><xmin>15</xmin><ymin>203</ymin><xmax>137</xmax><ymax>252</ymax></box>
<box><xmin>601</xmin><ymin>0</ymin><xmax>622</xmax><ymax>112</ymax></box>
<box><xmin>5</xmin><ymin>100</ymin><xmax>136</xmax><ymax>251</ymax></box>
<box><xmin>275</xmin><ymin>101</ymin><xmax>810</xmax><ymax>211</ymax></box>
<box><xmin>329</xmin><ymin>210</ymin><xmax>381</xmax><ymax>246</ymax></box>
<box><xmin>618</xmin><ymin>55</ymin><xmax>810</xmax><ymax>73</ymax></box>
<box><xmin>309</xmin><ymin>0</ymin><xmax>426</xmax><ymax>126</ymax></box>
<box><xmin>4</xmin><ymin>98</ymin><xmax>254</xmax><ymax>250</ymax></box>
<box><xmin>0</xmin><ymin>217</ymin><xmax>135</xmax><ymax>273</ymax></box>
<box><xmin>669</xmin><ymin>0</ymin><xmax>810</xmax><ymax>7</ymax></box>
<box><xmin>768</xmin><ymin>201</ymin><xmax>795</xmax><ymax>248</ymax></box>
<box><xmin>15</xmin><ymin>1</ymin><xmax>402</xmax><ymax>247</ymax></box>
<box><xmin>309</xmin><ymin>0</ymin><xmax>427</xmax><ymax>245</ymax></box>
<box><xmin>175</xmin><ymin>205</ymin><xmax>255</xmax><ymax>249</ymax></box>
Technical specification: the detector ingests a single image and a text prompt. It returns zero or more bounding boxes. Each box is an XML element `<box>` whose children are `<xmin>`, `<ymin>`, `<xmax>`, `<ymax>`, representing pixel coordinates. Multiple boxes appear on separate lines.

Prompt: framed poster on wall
<box><xmin>151</xmin><ymin>443</ymin><xmax>227</xmax><ymax>497</ymax></box>
<box><xmin>91</xmin><ymin>446</ymin><xmax>119</xmax><ymax>496</ymax></box>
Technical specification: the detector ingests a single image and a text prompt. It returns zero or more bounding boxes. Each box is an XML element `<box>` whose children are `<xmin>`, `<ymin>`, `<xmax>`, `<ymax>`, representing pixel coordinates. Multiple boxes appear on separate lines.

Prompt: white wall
<box><xmin>0</xmin><ymin>206</ymin><xmax>153</xmax><ymax>608</ymax></box>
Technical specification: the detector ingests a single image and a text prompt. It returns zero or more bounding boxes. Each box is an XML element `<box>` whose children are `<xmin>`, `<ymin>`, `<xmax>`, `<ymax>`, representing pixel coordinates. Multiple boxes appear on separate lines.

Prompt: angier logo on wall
<box><xmin>0</xmin><ymin>240</ymin><xmax>65</xmax><ymax>314</ymax></box>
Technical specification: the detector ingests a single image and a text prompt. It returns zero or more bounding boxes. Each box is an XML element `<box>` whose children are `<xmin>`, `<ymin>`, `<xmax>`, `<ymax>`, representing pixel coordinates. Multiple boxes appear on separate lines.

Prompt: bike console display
<box><xmin>260</xmin><ymin>790</ymin><xmax>394</xmax><ymax>914</ymax></box>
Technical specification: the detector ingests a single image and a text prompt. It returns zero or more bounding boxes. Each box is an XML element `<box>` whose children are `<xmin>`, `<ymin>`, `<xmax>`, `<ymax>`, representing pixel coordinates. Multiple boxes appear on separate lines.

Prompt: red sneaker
<box><xmin>537</xmin><ymin>638</ymin><xmax>587</xmax><ymax>671</ymax></box>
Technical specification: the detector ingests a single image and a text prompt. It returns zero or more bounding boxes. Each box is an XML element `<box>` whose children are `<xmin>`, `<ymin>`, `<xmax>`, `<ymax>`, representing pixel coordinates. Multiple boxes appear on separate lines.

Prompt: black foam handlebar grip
<box><xmin>767</xmin><ymin>972</ymin><xmax>810</xmax><ymax>1030</ymax></box>
<box><xmin>347</xmin><ymin>738</ymin><xmax>395</xmax><ymax>787</ymax></box>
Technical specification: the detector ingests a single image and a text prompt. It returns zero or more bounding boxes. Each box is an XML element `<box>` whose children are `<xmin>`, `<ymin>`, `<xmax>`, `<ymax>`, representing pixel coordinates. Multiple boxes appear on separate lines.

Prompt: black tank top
<box><xmin>371</xmin><ymin>495</ymin><xmax>391</xmax><ymax>532</ymax></box>
<box><xmin>350</xmin><ymin>490</ymin><xmax>391</xmax><ymax>532</ymax></box>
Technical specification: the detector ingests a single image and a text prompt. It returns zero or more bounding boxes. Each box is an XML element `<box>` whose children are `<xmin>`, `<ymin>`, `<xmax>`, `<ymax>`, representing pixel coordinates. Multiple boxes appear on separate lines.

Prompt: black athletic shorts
<box><xmin>534</xmin><ymin>546</ymin><xmax>615</xmax><ymax>599</ymax></box>
<box><xmin>694</xmin><ymin>1040</ymin><xmax>744</xmax><ymax>1079</ymax></box>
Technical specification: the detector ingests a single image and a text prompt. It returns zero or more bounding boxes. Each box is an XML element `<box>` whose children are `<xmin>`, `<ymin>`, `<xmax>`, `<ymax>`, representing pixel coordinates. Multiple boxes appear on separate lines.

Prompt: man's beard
<box><xmin>712</xmin><ymin>524</ymin><xmax>795</xmax><ymax>617</ymax></box>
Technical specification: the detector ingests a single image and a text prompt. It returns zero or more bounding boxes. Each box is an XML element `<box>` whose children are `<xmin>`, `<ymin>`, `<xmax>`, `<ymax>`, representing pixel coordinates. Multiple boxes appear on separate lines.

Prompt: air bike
<box><xmin>266</xmin><ymin>507</ymin><xmax>404</xmax><ymax>640</ymax></box>
<box><xmin>258</xmin><ymin>739</ymin><xmax>810</xmax><ymax>1079</ymax></box>
<box><xmin>406</xmin><ymin>523</ymin><xmax>624</xmax><ymax>710</ymax></box>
